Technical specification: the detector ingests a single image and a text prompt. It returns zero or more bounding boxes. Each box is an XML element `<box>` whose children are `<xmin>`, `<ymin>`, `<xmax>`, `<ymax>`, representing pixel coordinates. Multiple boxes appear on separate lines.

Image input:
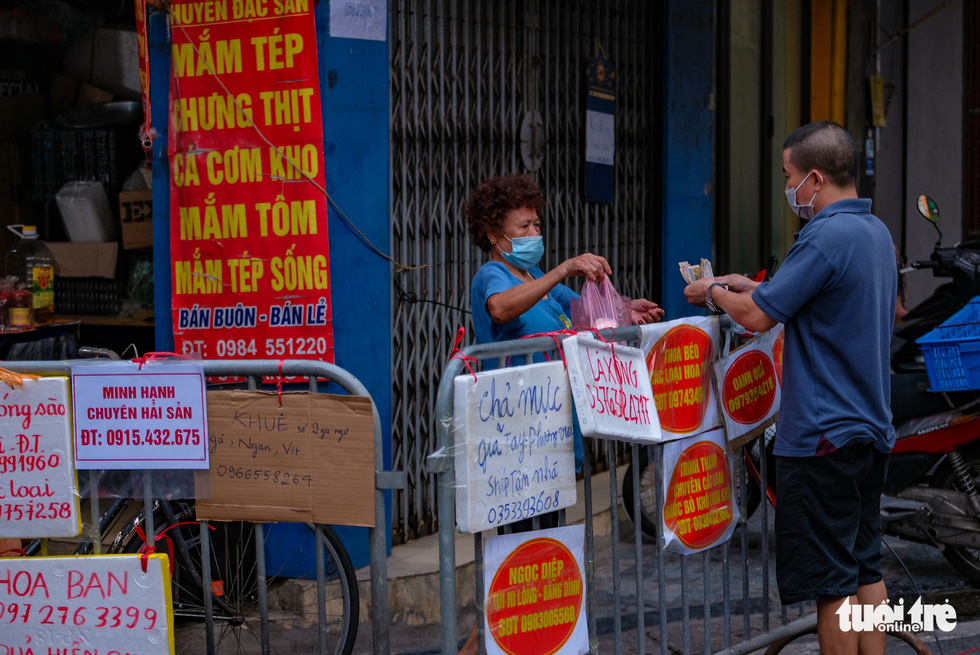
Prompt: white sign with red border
<box><xmin>71</xmin><ymin>361</ymin><xmax>208</xmax><ymax>470</ymax></box>
<box><xmin>0</xmin><ymin>377</ymin><xmax>80</xmax><ymax>538</ymax></box>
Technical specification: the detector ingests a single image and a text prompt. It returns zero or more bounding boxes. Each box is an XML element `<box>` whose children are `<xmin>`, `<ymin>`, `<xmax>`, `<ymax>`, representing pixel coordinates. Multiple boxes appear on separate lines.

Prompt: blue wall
<box><xmin>661</xmin><ymin>0</ymin><xmax>715</xmax><ymax>318</ymax></box>
<box><xmin>149</xmin><ymin>6</ymin><xmax>392</xmax><ymax>570</ymax></box>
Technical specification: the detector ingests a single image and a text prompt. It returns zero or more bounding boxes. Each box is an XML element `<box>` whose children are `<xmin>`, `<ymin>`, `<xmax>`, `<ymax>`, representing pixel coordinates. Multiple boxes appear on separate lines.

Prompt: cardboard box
<box><xmin>119</xmin><ymin>190</ymin><xmax>152</xmax><ymax>250</ymax></box>
<box><xmin>44</xmin><ymin>241</ymin><xmax>118</xmax><ymax>279</ymax></box>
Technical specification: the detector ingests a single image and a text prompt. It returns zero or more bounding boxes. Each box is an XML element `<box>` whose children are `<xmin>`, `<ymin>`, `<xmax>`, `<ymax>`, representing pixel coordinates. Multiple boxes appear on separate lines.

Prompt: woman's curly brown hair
<box><xmin>465</xmin><ymin>174</ymin><xmax>545</xmax><ymax>253</ymax></box>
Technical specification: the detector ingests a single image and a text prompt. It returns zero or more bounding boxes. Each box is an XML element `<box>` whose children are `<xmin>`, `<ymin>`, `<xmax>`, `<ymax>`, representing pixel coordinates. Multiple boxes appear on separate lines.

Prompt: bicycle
<box><xmin>15</xmin><ymin>349</ymin><xmax>362</xmax><ymax>655</ymax></box>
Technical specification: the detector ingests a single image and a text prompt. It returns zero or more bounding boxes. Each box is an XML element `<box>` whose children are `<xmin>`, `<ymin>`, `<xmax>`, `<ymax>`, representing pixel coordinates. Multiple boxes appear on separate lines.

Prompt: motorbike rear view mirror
<box><xmin>917</xmin><ymin>194</ymin><xmax>942</xmax><ymax>246</ymax></box>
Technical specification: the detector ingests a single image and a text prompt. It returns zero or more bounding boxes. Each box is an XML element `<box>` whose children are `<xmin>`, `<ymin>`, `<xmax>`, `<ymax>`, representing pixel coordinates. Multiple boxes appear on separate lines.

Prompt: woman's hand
<box><xmin>558</xmin><ymin>253</ymin><xmax>612</xmax><ymax>282</ymax></box>
<box><xmin>630</xmin><ymin>299</ymin><xmax>665</xmax><ymax>324</ymax></box>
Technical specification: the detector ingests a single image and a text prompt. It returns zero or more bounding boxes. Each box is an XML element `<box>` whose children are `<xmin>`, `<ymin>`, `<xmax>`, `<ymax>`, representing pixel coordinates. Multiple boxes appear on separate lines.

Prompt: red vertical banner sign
<box><xmin>168</xmin><ymin>0</ymin><xmax>334</xmax><ymax>364</ymax></box>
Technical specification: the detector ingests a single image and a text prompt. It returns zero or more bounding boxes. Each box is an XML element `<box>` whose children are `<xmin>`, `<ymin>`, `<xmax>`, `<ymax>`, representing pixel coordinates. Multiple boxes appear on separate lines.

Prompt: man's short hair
<box><xmin>783</xmin><ymin>121</ymin><xmax>858</xmax><ymax>188</ymax></box>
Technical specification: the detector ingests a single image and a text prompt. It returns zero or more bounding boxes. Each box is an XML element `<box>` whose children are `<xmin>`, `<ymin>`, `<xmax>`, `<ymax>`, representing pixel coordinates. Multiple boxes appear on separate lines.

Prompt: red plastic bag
<box><xmin>571</xmin><ymin>276</ymin><xmax>631</xmax><ymax>330</ymax></box>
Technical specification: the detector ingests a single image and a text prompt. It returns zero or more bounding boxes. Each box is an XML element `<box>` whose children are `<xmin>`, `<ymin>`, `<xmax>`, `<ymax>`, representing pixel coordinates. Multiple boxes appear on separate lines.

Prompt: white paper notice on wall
<box><xmin>562</xmin><ymin>333</ymin><xmax>661</xmax><ymax>443</ymax></box>
<box><xmin>330</xmin><ymin>0</ymin><xmax>387</xmax><ymax>41</ymax></box>
<box><xmin>585</xmin><ymin>109</ymin><xmax>614</xmax><ymax>166</ymax></box>
<box><xmin>0</xmin><ymin>554</ymin><xmax>174</xmax><ymax>655</ymax></box>
<box><xmin>0</xmin><ymin>376</ymin><xmax>80</xmax><ymax>539</ymax></box>
<box><xmin>453</xmin><ymin>361</ymin><xmax>577</xmax><ymax>533</ymax></box>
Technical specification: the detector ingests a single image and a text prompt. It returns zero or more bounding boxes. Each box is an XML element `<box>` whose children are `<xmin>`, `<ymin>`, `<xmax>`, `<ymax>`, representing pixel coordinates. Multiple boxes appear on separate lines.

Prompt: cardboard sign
<box><xmin>196</xmin><ymin>390</ymin><xmax>375</xmax><ymax>527</ymax></box>
<box><xmin>640</xmin><ymin>317</ymin><xmax>721</xmax><ymax>441</ymax></box>
<box><xmin>453</xmin><ymin>362</ymin><xmax>576</xmax><ymax>533</ymax></box>
<box><xmin>169</xmin><ymin>0</ymin><xmax>335</xmax><ymax>366</ymax></box>
<box><xmin>661</xmin><ymin>428</ymin><xmax>740</xmax><ymax>554</ymax></box>
<box><xmin>562</xmin><ymin>333</ymin><xmax>661</xmax><ymax>443</ymax></box>
<box><xmin>0</xmin><ymin>554</ymin><xmax>174</xmax><ymax>655</ymax></box>
<box><xmin>0</xmin><ymin>377</ymin><xmax>79</xmax><ymax>539</ymax></box>
<box><xmin>483</xmin><ymin>526</ymin><xmax>588</xmax><ymax>655</ymax></box>
<box><xmin>71</xmin><ymin>361</ymin><xmax>209</xmax><ymax>470</ymax></box>
<box><xmin>714</xmin><ymin>337</ymin><xmax>781</xmax><ymax>449</ymax></box>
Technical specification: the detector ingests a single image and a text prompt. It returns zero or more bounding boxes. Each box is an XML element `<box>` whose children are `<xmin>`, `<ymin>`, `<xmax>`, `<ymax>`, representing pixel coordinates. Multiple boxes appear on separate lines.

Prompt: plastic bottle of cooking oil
<box><xmin>5</xmin><ymin>225</ymin><xmax>55</xmax><ymax>324</ymax></box>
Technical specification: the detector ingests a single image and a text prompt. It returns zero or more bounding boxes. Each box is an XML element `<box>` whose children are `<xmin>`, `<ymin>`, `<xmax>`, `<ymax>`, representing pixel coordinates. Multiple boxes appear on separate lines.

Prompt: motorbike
<box><xmin>624</xmin><ymin>195</ymin><xmax>980</xmax><ymax>586</ymax></box>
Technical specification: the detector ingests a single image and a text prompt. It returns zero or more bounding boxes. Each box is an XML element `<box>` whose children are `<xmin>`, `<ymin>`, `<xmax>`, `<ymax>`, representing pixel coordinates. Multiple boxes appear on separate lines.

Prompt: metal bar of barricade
<box><xmin>739</xmin><ymin>453</ymin><xmax>750</xmax><ymax>641</ymax></box>
<box><xmin>201</xmin><ymin>520</ymin><xmax>216</xmax><ymax>655</ymax></box>
<box><xmin>606</xmin><ymin>441</ymin><xmax>621</xmax><ymax>655</ymax></box>
<box><xmin>703</xmin><ymin>550</ymin><xmax>711</xmax><ymax>655</ymax></box>
<box><xmin>475</xmin><ymin>531</ymin><xmax>486</xmax><ymax>655</ymax></box>
<box><xmin>244</xmin><ymin>373</ymin><xmax>272</xmax><ymax>655</ymax></box>
<box><xmin>681</xmin><ymin>556</ymin><xmax>690</xmax><ymax>653</ymax></box>
<box><xmin>5</xmin><ymin>358</ymin><xmax>396</xmax><ymax>655</ymax></box>
<box><xmin>90</xmin><ymin>471</ymin><xmax>101</xmax><ymax>554</ymax></box>
<box><xmin>143</xmin><ymin>477</ymin><xmax>154</xmax><ymax>561</ymax></box>
<box><xmin>759</xmin><ymin>436</ymin><xmax>770</xmax><ymax>633</ymax></box>
<box><xmin>431</xmin><ymin>328</ymin><xmax>641</xmax><ymax>655</ymax></box>
<box><xmin>583</xmin><ymin>438</ymin><xmax>597</xmax><ymax>654</ymax></box>
<box><xmin>255</xmin><ymin>523</ymin><xmax>271</xmax><ymax>655</ymax></box>
<box><xmin>631</xmin><ymin>443</ymin><xmax>644</xmax><ymax>655</ymax></box>
<box><xmin>654</xmin><ymin>444</ymin><xmax>668</xmax><ymax>655</ymax></box>
<box><xmin>722</xmin><ymin>539</ymin><xmax>731</xmax><ymax>649</ymax></box>
<box><xmin>315</xmin><ymin>523</ymin><xmax>328</xmax><ymax>655</ymax></box>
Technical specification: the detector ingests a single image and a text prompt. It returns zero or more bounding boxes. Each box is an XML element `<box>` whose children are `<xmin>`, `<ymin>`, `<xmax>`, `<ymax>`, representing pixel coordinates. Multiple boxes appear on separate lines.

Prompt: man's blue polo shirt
<box><xmin>753</xmin><ymin>198</ymin><xmax>896</xmax><ymax>457</ymax></box>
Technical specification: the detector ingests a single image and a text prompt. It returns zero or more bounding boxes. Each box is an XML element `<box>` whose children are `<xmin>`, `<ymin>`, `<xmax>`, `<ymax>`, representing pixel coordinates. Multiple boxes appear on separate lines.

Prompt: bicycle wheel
<box><xmin>110</xmin><ymin>500</ymin><xmax>359</xmax><ymax>655</ymax></box>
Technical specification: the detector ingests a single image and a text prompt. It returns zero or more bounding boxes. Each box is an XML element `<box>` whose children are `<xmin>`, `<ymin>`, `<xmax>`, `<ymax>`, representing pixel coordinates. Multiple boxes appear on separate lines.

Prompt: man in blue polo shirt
<box><xmin>684</xmin><ymin>121</ymin><xmax>895</xmax><ymax>655</ymax></box>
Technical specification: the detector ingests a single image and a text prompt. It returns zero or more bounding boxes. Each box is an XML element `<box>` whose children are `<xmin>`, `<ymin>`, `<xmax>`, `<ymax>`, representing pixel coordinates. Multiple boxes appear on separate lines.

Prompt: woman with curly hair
<box><xmin>466</xmin><ymin>173</ymin><xmax>664</xmax><ymax>368</ymax></box>
<box><xmin>459</xmin><ymin>174</ymin><xmax>663</xmax><ymax>655</ymax></box>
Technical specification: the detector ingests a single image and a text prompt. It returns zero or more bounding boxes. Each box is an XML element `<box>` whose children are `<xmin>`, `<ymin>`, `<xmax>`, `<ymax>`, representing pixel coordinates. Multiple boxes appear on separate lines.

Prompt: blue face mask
<box><xmin>498</xmin><ymin>235</ymin><xmax>544</xmax><ymax>271</ymax></box>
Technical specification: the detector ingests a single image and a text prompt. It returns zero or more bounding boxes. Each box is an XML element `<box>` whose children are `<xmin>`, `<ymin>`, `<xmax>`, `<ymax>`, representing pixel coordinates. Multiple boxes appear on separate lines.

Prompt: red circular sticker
<box><xmin>663</xmin><ymin>440</ymin><xmax>734</xmax><ymax>549</ymax></box>
<box><xmin>486</xmin><ymin>537</ymin><xmax>583</xmax><ymax>655</ymax></box>
<box><xmin>772</xmin><ymin>331</ymin><xmax>784</xmax><ymax>386</ymax></box>
<box><xmin>646</xmin><ymin>325</ymin><xmax>713</xmax><ymax>433</ymax></box>
<box><xmin>721</xmin><ymin>350</ymin><xmax>777</xmax><ymax>425</ymax></box>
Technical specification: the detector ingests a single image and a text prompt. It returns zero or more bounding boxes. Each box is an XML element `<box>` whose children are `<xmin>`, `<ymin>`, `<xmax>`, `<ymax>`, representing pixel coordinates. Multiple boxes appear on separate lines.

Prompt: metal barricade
<box><xmin>428</xmin><ymin>327</ymin><xmax>814</xmax><ymax>655</ymax></box>
<box><xmin>5</xmin><ymin>358</ymin><xmax>403</xmax><ymax>655</ymax></box>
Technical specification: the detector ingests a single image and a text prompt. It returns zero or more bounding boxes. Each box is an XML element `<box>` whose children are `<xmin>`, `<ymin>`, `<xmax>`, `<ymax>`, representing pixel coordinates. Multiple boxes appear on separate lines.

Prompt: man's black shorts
<box><xmin>774</xmin><ymin>441</ymin><xmax>888</xmax><ymax>605</ymax></box>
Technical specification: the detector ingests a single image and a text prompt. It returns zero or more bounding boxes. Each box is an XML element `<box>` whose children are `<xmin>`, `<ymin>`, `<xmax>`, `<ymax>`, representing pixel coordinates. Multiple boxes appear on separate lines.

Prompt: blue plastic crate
<box><xmin>917</xmin><ymin>297</ymin><xmax>980</xmax><ymax>391</ymax></box>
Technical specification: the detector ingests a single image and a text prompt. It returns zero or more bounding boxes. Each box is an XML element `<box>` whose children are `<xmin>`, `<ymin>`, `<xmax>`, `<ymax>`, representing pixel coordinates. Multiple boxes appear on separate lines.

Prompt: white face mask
<box><xmin>785</xmin><ymin>171</ymin><xmax>820</xmax><ymax>220</ymax></box>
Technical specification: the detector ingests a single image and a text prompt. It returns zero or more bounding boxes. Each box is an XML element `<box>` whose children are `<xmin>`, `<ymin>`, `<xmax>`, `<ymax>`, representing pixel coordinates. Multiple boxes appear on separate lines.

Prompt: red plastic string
<box><xmin>132</xmin><ymin>352</ymin><xmax>197</xmax><ymax>370</ymax></box>
<box><xmin>277</xmin><ymin>359</ymin><xmax>285</xmax><ymax>406</ymax></box>
<box><xmin>0</xmin><ymin>548</ymin><xmax>27</xmax><ymax>557</ymax></box>
<box><xmin>449</xmin><ymin>327</ymin><xmax>479</xmax><ymax>382</ymax></box>
<box><xmin>517</xmin><ymin>328</ymin><xmax>580</xmax><ymax>369</ymax></box>
<box><xmin>135</xmin><ymin>521</ymin><xmax>214</xmax><ymax>576</ymax></box>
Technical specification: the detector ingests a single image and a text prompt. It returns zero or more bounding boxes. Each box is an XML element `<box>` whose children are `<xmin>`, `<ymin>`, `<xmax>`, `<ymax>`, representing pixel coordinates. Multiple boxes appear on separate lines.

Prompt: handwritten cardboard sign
<box><xmin>0</xmin><ymin>377</ymin><xmax>79</xmax><ymax>539</ymax></box>
<box><xmin>71</xmin><ymin>361</ymin><xmax>209</xmax><ymax>470</ymax></box>
<box><xmin>483</xmin><ymin>526</ymin><xmax>588</xmax><ymax>655</ymax></box>
<box><xmin>195</xmin><ymin>390</ymin><xmax>375</xmax><ymax>527</ymax></box>
<box><xmin>562</xmin><ymin>333</ymin><xmax>661</xmax><ymax>443</ymax></box>
<box><xmin>0</xmin><ymin>554</ymin><xmax>174</xmax><ymax>655</ymax></box>
<box><xmin>640</xmin><ymin>317</ymin><xmax>721</xmax><ymax>441</ymax></box>
<box><xmin>661</xmin><ymin>428</ymin><xmax>740</xmax><ymax>555</ymax></box>
<box><xmin>713</xmin><ymin>337</ymin><xmax>781</xmax><ymax>449</ymax></box>
<box><xmin>453</xmin><ymin>362</ymin><xmax>577</xmax><ymax>533</ymax></box>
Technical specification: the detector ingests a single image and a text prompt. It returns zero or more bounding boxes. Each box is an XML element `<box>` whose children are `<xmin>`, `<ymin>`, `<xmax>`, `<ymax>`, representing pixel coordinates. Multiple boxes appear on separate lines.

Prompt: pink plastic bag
<box><xmin>571</xmin><ymin>276</ymin><xmax>631</xmax><ymax>330</ymax></box>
